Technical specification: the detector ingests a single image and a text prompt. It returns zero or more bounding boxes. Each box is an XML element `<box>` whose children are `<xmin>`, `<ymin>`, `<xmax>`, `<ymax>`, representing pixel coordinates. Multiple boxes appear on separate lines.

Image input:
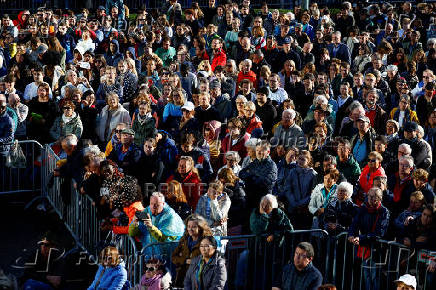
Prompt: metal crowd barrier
<box><xmin>0</xmin><ymin>140</ymin><xmax>43</xmax><ymax>195</ymax></box>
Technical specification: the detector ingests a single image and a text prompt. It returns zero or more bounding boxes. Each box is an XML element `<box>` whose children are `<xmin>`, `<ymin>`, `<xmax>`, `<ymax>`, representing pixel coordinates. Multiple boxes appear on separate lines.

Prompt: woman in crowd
<box><xmin>162</xmin><ymin>88</ymin><xmax>186</xmax><ymax>129</ymax></box>
<box><xmin>403</xmin><ymin>205</ymin><xmax>436</xmax><ymax>250</ymax></box>
<box><xmin>131</xmin><ymin>100</ymin><xmax>156</xmax><ymax>147</ymax></box>
<box><xmin>138</xmin><ymin>258</ymin><xmax>172</xmax><ymax>290</ymax></box>
<box><xmin>172</xmin><ymin>214</ymin><xmax>213</xmax><ymax>287</ymax></box>
<box><xmin>96</xmin><ymin>66</ymin><xmax>123</xmax><ymax>106</ymax></box>
<box><xmin>165</xmin><ymin>180</ymin><xmax>192</xmax><ymax>221</ymax></box>
<box><xmin>389</xmin><ymin>94</ymin><xmax>420</xmax><ymax>128</ymax></box>
<box><xmin>242</xmin><ymin>101</ymin><xmax>263</xmax><ymax>134</ymax></box>
<box><xmin>324</xmin><ymin>181</ymin><xmax>358</xmax><ymax>235</ymax></box>
<box><xmin>116</xmin><ymin>59</ymin><xmax>138</xmax><ymax>103</ymax></box>
<box><xmin>184</xmin><ymin>236</ymin><xmax>227</xmax><ymax>290</ymax></box>
<box><xmin>357</xmin><ymin>151</ymin><xmax>386</xmax><ymax>204</ymax></box>
<box><xmin>221</xmin><ymin>117</ymin><xmax>251</xmax><ymax>164</ymax></box>
<box><xmin>308</xmin><ymin>168</ymin><xmax>340</xmax><ymax>231</ymax></box>
<box><xmin>196</xmin><ymin>181</ymin><xmax>231</xmax><ymax>236</ymax></box>
<box><xmin>96</xmin><ymin>93</ymin><xmax>131</xmax><ymax>144</ymax></box>
<box><xmin>50</xmin><ymin>100</ymin><xmax>83</xmax><ymax>141</ymax></box>
<box><xmin>88</xmin><ymin>246</ymin><xmax>127</xmax><ymax>289</ymax></box>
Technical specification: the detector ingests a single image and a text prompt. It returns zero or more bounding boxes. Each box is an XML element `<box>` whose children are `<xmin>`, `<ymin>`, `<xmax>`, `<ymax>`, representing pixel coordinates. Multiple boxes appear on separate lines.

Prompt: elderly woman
<box><xmin>243</xmin><ymin>101</ymin><xmax>263</xmax><ymax>134</ymax></box>
<box><xmin>221</xmin><ymin>117</ymin><xmax>251</xmax><ymax>164</ymax></box>
<box><xmin>234</xmin><ymin>95</ymin><xmax>247</xmax><ymax>118</ymax></box>
<box><xmin>250</xmin><ymin>194</ymin><xmax>294</xmax><ymax>243</ymax></box>
<box><xmin>241</xmin><ymin>138</ymin><xmax>259</xmax><ymax>168</ymax></box>
<box><xmin>96</xmin><ymin>93</ymin><xmax>131</xmax><ymax>144</ymax></box>
<box><xmin>324</xmin><ymin>182</ymin><xmax>358</xmax><ymax>235</ymax></box>
<box><xmin>308</xmin><ymin>168</ymin><xmax>340</xmax><ymax>231</ymax></box>
<box><xmin>50</xmin><ymin>100</ymin><xmax>83</xmax><ymax>141</ymax></box>
<box><xmin>88</xmin><ymin>246</ymin><xmax>127</xmax><ymax>289</ymax></box>
<box><xmin>184</xmin><ymin>236</ymin><xmax>227</xmax><ymax>290</ymax></box>
<box><xmin>358</xmin><ymin>151</ymin><xmax>386</xmax><ymax>203</ymax></box>
<box><xmin>218</xmin><ymin>151</ymin><xmax>242</xmax><ymax>176</ymax></box>
<box><xmin>196</xmin><ymin>181</ymin><xmax>231</xmax><ymax>236</ymax></box>
<box><xmin>389</xmin><ymin>94</ymin><xmax>420</xmax><ymax>128</ymax></box>
<box><xmin>172</xmin><ymin>214</ymin><xmax>213</xmax><ymax>287</ymax></box>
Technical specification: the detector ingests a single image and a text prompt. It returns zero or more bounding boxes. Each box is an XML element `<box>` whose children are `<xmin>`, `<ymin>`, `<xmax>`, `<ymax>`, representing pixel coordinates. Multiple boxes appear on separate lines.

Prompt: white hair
<box><xmin>428</xmin><ymin>38</ymin><xmax>436</xmax><ymax>45</ymax></box>
<box><xmin>399</xmin><ymin>143</ymin><xmax>412</xmax><ymax>155</ymax></box>
<box><xmin>417</xmin><ymin>125</ymin><xmax>425</xmax><ymax>138</ymax></box>
<box><xmin>337</xmin><ymin>182</ymin><xmax>353</xmax><ymax>198</ymax></box>
<box><xmin>236</xmin><ymin>95</ymin><xmax>248</xmax><ymax>103</ymax></box>
<box><xmin>243</xmin><ymin>59</ymin><xmax>252</xmax><ymax>68</ymax></box>
<box><xmin>62</xmin><ymin>134</ymin><xmax>78</xmax><ymax>147</ymax></box>
<box><xmin>151</xmin><ymin>192</ymin><xmax>165</xmax><ymax>203</ymax></box>
<box><xmin>386</xmin><ymin>65</ymin><xmax>398</xmax><ymax>72</ymax></box>
<box><xmin>225</xmin><ymin>151</ymin><xmax>241</xmax><ymax>163</ymax></box>
<box><xmin>244</xmin><ymin>138</ymin><xmax>259</xmax><ymax>148</ymax></box>
<box><xmin>400</xmin><ymin>156</ymin><xmax>414</xmax><ymax>168</ymax></box>
<box><xmin>313</xmin><ymin>95</ymin><xmax>328</xmax><ymax>106</ymax></box>
<box><xmin>283</xmin><ymin>109</ymin><xmax>296</xmax><ymax>120</ymax></box>
<box><xmin>261</xmin><ymin>194</ymin><xmax>278</xmax><ymax>209</ymax></box>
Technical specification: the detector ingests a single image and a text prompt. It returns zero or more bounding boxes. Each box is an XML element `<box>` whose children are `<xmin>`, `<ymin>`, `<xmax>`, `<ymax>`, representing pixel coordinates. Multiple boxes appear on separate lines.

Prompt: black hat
<box><xmin>404</xmin><ymin>122</ymin><xmax>418</xmax><ymax>132</ymax></box>
<box><xmin>256</xmin><ymin>86</ymin><xmax>269</xmax><ymax>96</ymax></box>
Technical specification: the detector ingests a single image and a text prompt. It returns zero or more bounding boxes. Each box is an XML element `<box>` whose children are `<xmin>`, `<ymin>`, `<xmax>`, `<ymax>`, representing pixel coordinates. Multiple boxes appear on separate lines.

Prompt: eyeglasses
<box><xmin>63</xmin><ymin>107</ymin><xmax>72</xmax><ymax>110</ymax></box>
<box><xmin>368</xmin><ymin>159</ymin><xmax>377</xmax><ymax>163</ymax></box>
<box><xmin>145</xmin><ymin>267</ymin><xmax>156</xmax><ymax>272</ymax></box>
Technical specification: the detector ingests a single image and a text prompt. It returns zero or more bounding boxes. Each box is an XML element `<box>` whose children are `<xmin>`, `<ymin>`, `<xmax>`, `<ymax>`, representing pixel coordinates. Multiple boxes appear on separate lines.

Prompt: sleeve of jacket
<box><xmin>250</xmin><ymin>209</ymin><xmax>269</xmax><ymax>235</ymax></box>
<box><xmin>308</xmin><ymin>186</ymin><xmax>322</xmax><ymax>215</ymax></box>
<box><xmin>49</xmin><ymin>117</ymin><xmax>60</xmax><ymax>141</ymax></box>
<box><xmin>75</xmin><ymin>116</ymin><xmax>83</xmax><ymax>139</ymax></box>
<box><xmin>183</xmin><ymin>259</ymin><xmax>196</xmax><ymax>290</ymax></box>
<box><xmin>348</xmin><ymin>207</ymin><xmax>362</xmax><ymax>237</ymax></box>
<box><xmin>307</xmin><ymin>269</ymin><xmax>323</xmax><ymax>290</ymax></box>
<box><xmin>211</xmin><ymin>257</ymin><xmax>227</xmax><ymax>290</ymax></box>
<box><xmin>108</xmin><ymin>267</ymin><xmax>127</xmax><ymax>290</ymax></box>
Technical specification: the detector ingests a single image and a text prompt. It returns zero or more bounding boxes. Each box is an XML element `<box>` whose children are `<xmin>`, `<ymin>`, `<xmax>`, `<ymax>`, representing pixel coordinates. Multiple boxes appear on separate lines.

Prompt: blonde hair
<box><xmin>168</xmin><ymin>180</ymin><xmax>187</xmax><ymax>203</ymax></box>
<box><xmin>125</xmin><ymin>58</ymin><xmax>138</xmax><ymax>77</ymax></box>
<box><xmin>99</xmin><ymin>246</ymin><xmax>121</xmax><ymax>267</ymax></box>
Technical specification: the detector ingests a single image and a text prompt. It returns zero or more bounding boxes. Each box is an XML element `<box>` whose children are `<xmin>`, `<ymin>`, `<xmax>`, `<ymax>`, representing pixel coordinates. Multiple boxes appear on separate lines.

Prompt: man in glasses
<box><xmin>272</xmin><ymin>242</ymin><xmax>322</xmax><ymax>290</ymax></box>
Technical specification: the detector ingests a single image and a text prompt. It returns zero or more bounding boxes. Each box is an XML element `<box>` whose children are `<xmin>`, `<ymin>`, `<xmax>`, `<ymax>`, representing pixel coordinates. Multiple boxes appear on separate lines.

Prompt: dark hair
<box><xmin>375</xmin><ymin>135</ymin><xmax>387</xmax><ymax>145</ymax></box>
<box><xmin>296</xmin><ymin>242</ymin><xmax>315</xmax><ymax>259</ymax></box>
<box><xmin>201</xmin><ymin>236</ymin><xmax>218</xmax><ymax>249</ymax></box>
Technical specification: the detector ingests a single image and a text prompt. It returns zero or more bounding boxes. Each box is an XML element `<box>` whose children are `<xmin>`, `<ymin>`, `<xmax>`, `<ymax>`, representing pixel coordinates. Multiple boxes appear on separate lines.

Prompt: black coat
<box><xmin>255</xmin><ymin>99</ymin><xmax>277</xmax><ymax>134</ymax></box>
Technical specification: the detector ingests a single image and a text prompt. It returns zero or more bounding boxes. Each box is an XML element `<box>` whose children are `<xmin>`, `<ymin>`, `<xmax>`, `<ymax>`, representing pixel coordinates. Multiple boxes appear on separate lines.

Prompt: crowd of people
<box><xmin>1</xmin><ymin>0</ymin><xmax>436</xmax><ymax>289</ymax></box>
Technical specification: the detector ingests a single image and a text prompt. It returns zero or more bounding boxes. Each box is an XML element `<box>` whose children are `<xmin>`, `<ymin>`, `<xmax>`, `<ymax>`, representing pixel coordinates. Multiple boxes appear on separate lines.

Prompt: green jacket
<box><xmin>250</xmin><ymin>208</ymin><xmax>293</xmax><ymax>245</ymax></box>
<box><xmin>49</xmin><ymin>114</ymin><xmax>83</xmax><ymax>141</ymax></box>
<box><xmin>336</xmin><ymin>155</ymin><xmax>361</xmax><ymax>185</ymax></box>
<box><xmin>132</xmin><ymin>114</ymin><xmax>156</xmax><ymax>147</ymax></box>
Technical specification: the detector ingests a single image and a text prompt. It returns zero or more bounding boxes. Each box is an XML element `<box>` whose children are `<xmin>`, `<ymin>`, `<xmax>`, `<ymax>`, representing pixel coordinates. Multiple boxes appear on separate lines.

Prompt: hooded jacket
<box><xmin>49</xmin><ymin>113</ymin><xmax>83</xmax><ymax>141</ymax></box>
<box><xmin>87</xmin><ymin>262</ymin><xmax>127</xmax><ymax>290</ymax></box>
<box><xmin>104</xmin><ymin>39</ymin><xmax>124</xmax><ymax>67</ymax></box>
<box><xmin>184</xmin><ymin>254</ymin><xmax>227</xmax><ymax>290</ymax></box>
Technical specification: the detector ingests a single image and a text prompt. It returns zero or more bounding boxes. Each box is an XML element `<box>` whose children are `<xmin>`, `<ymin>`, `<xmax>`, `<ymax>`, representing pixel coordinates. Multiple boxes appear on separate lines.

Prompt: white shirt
<box><xmin>23</xmin><ymin>82</ymin><xmax>53</xmax><ymax>101</ymax></box>
<box><xmin>268</xmin><ymin>87</ymin><xmax>288</xmax><ymax>104</ymax></box>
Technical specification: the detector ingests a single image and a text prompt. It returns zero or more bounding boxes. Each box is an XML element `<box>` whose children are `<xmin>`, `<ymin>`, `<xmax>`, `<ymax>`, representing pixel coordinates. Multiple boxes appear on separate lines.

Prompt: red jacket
<box><xmin>112</xmin><ymin>201</ymin><xmax>144</xmax><ymax>234</ymax></box>
<box><xmin>245</xmin><ymin>116</ymin><xmax>262</xmax><ymax>134</ymax></box>
<box><xmin>221</xmin><ymin>132</ymin><xmax>250</xmax><ymax>164</ymax></box>
<box><xmin>236</xmin><ymin>70</ymin><xmax>257</xmax><ymax>93</ymax></box>
<box><xmin>167</xmin><ymin>171</ymin><xmax>202</xmax><ymax>210</ymax></box>
<box><xmin>358</xmin><ymin>165</ymin><xmax>386</xmax><ymax>200</ymax></box>
<box><xmin>211</xmin><ymin>49</ymin><xmax>227</xmax><ymax>72</ymax></box>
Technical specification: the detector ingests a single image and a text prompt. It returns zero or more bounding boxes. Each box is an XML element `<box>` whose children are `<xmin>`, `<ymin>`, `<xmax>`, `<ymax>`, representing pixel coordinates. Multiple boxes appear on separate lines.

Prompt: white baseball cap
<box><xmin>394</xmin><ymin>274</ymin><xmax>416</xmax><ymax>289</ymax></box>
<box><xmin>181</xmin><ymin>101</ymin><xmax>195</xmax><ymax>111</ymax></box>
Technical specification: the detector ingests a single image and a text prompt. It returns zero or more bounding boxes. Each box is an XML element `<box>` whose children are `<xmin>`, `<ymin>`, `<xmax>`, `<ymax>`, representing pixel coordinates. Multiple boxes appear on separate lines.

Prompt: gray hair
<box><xmin>236</xmin><ymin>95</ymin><xmax>248</xmax><ymax>103</ymax></box>
<box><xmin>399</xmin><ymin>143</ymin><xmax>412</xmax><ymax>155</ymax></box>
<box><xmin>282</xmin><ymin>109</ymin><xmax>296</xmax><ymax>120</ymax></box>
<box><xmin>243</xmin><ymin>59</ymin><xmax>252</xmax><ymax>68</ymax></box>
<box><xmin>62</xmin><ymin>134</ymin><xmax>78</xmax><ymax>147</ymax></box>
<box><xmin>386</xmin><ymin>64</ymin><xmax>398</xmax><ymax>72</ymax></box>
<box><xmin>244</xmin><ymin>138</ymin><xmax>259</xmax><ymax>149</ymax></box>
<box><xmin>151</xmin><ymin>192</ymin><xmax>165</xmax><ymax>203</ymax></box>
<box><xmin>417</xmin><ymin>125</ymin><xmax>425</xmax><ymax>138</ymax></box>
<box><xmin>260</xmin><ymin>194</ymin><xmax>278</xmax><ymax>209</ymax></box>
<box><xmin>400</xmin><ymin>156</ymin><xmax>414</xmax><ymax>168</ymax></box>
<box><xmin>313</xmin><ymin>95</ymin><xmax>328</xmax><ymax>106</ymax></box>
<box><xmin>337</xmin><ymin>182</ymin><xmax>353</xmax><ymax>198</ymax></box>
<box><xmin>225</xmin><ymin>151</ymin><xmax>241</xmax><ymax>163</ymax></box>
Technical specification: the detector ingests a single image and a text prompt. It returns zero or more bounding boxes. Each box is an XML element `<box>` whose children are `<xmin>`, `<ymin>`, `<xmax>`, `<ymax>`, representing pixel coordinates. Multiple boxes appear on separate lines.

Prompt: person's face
<box><xmin>187</xmin><ymin>220</ymin><xmax>199</xmax><ymax>238</ymax></box>
<box><xmin>33</xmin><ymin>71</ymin><xmax>44</xmax><ymax>83</ymax></box>
<box><xmin>324</xmin><ymin>174</ymin><xmax>336</xmax><ymax>189</ymax></box>
<box><xmin>118</xmin><ymin>62</ymin><xmax>128</xmax><ymax>73</ymax></box>
<box><xmin>423</xmin><ymin>72</ymin><xmax>434</xmax><ymax>84</ymax></box>
<box><xmin>37</xmin><ymin>86</ymin><xmax>48</xmax><ymax>99</ymax></box>
<box><xmin>399</xmin><ymin>99</ymin><xmax>409</xmax><ymax>111</ymax></box>
<box><xmin>269</xmin><ymin>77</ymin><xmax>279</xmax><ymax>89</ymax></box>
<box><xmin>367</xmin><ymin>192</ymin><xmax>380</xmax><ymax>208</ymax></box>
<box><xmin>354</xmin><ymin>76</ymin><xmax>363</xmax><ymax>86</ymax></box>
<box><xmin>121</xmin><ymin>133</ymin><xmax>133</xmax><ymax>145</ymax></box>
<box><xmin>144</xmin><ymin>263</ymin><xmax>157</xmax><ymax>279</ymax></box>
<box><xmin>256</xmin><ymin>146</ymin><xmax>269</xmax><ymax>160</ymax></box>
<box><xmin>340</xmin><ymin>85</ymin><xmax>348</xmax><ymax>96</ymax></box>
<box><xmin>337</xmin><ymin>188</ymin><xmax>348</xmax><ymax>201</ymax></box>
<box><xmin>357</xmin><ymin>120</ymin><xmax>369</xmax><ymax>132</ymax></box>
<box><xmin>228</xmin><ymin>122</ymin><xmax>241</xmax><ymax>139</ymax></box>
<box><xmin>404</xmin><ymin>130</ymin><xmax>416</xmax><ymax>140</ymax></box>
<box><xmin>399</xmin><ymin>161</ymin><xmax>412</xmax><ymax>176</ymax></box>
<box><xmin>256</xmin><ymin>93</ymin><xmax>267</xmax><ymax>104</ymax></box>
<box><xmin>409</xmin><ymin>196</ymin><xmax>423</xmax><ymax>211</ymax></box>
<box><xmin>282</xmin><ymin>111</ymin><xmax>293</xmax><ymax>127</ymax></box>
<box><xmin>368</xmin><ymin>155</ymin><xmax>380</xmax><ymax>169</ymax></box>
<box><xmin>337</xmin><ymin>144</ymin><xmax>350</xmax><ymax>159</ymax></box>
<box><xmin>285</xmin><ymin>149</ymin><xmax>297</xmax><ymax>164</ymax></box>
<box><xmin>178</xmin><ymin>159</ymin><xmax>191</xmax><ymax>175</ymax></box>
<box><xmin>421</xmin><ymin>208</ymin><xmax>433</xmax><ymax>226</ymax></box>
<box><xmin>101</xmin><ymin>164</ymin><xmax>114</xmax><ymax>180</ymax></box>
<box><xmin>107</xmin><ymin>96</ymin><xmax>118</xmax><ymax>109</ymax></box>
<box><xmin>0</xmin><ymin>97</ymin><xmax>6</xmax><ymax>114</ymax></box>
<box><xmin>332</xmin><ymin>34</ymin><xmax>341</xmax><ymax>44</ymax></box>
<box><xmin>294</xmin><ymin>247</ymin><xmax>312</xmax><ymax>271</ymax></box>
<box><xmin>313</xmin><ymin>110</ymin><xmax>325</xmax><ymax>122</ymax></box>
<box><xmin>198</xmin><ymin>94</ymin><xmax>209</xmax><ymax>107</ymax></box>
<box><xmin>241</xmin><ymin>83</ymin><xmax>251</xmax><ymax>94</ymax></box>
<box><xmin>297</xmin><ymin>154</ymin><xmax>309</xmax><ymax>168</ymax></box>
<box><xmin>365</xmin><ymin>76</ymin><xmax>376</xmax><ymax>88</ymax></box>
<box><xmin>62</xmin><ymin>104</ymin><xmax>74</xmax><ymax>117</ymax></box>
<box><xmin>142</xmin><ymin>139</ymin><xmax>155</xmax><ymax>155</ymax></box>
<box><xmin>199</xmin><ymin>239</ymin><xmax>216</xmax><ymax>259</ymax></box>
<box><xmin>413</xmin><ymin>177</ymin><xmax>426</xmax><ymax>190</ymax></box>
<box><xmin>375</xmin><ymin>141</ymin><xmax>386</xmax><ymax>153</ymax></box>
<box><xmin>150</xmin><ymin>196</ymin><xmax>164</xmax><ymax>216</ymax></box>
<box><xmin>260</xmin><ymin>200</ymin><xmax>273</xmax><ymax>214</ymax></box>
<box><xmin>210</xmin><ymin>87</ymin><xmax>221</xmax><ymax>99</ymax></box>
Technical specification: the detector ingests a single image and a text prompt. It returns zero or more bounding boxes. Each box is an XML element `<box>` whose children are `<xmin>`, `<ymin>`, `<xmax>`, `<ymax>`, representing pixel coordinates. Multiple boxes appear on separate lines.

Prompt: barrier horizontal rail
<box><xmin>0</xmin><ymin>140</ymin><xmax>43</xmax><ymax>195</ymax></box>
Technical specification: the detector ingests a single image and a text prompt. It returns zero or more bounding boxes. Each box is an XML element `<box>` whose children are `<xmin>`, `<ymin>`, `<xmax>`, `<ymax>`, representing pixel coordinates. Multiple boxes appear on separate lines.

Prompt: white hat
<box><xmin>181</xmin><ymin>101</ymin><xmax>195</xmax><ymax>111</ymax></box>
<box><xmin>394</xmin><ymin>274</ymin><xmax>416</xmax><ymax>289</ymax></box>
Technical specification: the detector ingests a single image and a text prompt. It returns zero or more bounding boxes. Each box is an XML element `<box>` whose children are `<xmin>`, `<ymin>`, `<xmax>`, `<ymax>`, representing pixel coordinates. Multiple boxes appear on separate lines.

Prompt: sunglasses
<box><xmin>145</xmin><ymin>267</ymin><xmax>156</xmax><ymax>272</ymax></box>
<box><xmin>115</xmin><ymin>129</ymin><xmax>123</xmax><ymax>133</ymax></box>
<box><xmin>63</xmin><ymin>107</ymin><xmax>72</xmax><ymax>110</ymax></box>
<box><xmin>369</xmin><ymin>159</ymin><xmax>377</xmax><ymax>163</ymax></box>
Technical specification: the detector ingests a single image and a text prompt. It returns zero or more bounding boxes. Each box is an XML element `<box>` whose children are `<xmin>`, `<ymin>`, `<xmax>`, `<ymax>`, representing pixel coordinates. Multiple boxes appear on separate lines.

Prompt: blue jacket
<box><xmin>281</xmin><ymin>166</ymin><xmax>318</xmax><ymax>212</ymax></box>
<box><xmin>348</xmin><ymin>203</ymin><xmax>390</xmax><ymax>245</ymax></box>
<box><xmin>273</xmin><ymin>262</ymin><xmax>323</xmax><ymax>290</ymax></box>
<box><xmin>156</xmin><ymin>132</ymin><xmax>178</xmax><ymax>181</ymax></box>
<box><xmin>327</xmin><ymin>43</ymin><xmax>352</xmax><ymax>65</ymax></box>
<box><xmin>105</xmin><ymin>39</ymin><xmax>124</xmax><ymax>67</ymax></box>
<box><xmin>88</xmin><ymin>262</ymin><xmax>127</xmax><ymax>290</ymax></box>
